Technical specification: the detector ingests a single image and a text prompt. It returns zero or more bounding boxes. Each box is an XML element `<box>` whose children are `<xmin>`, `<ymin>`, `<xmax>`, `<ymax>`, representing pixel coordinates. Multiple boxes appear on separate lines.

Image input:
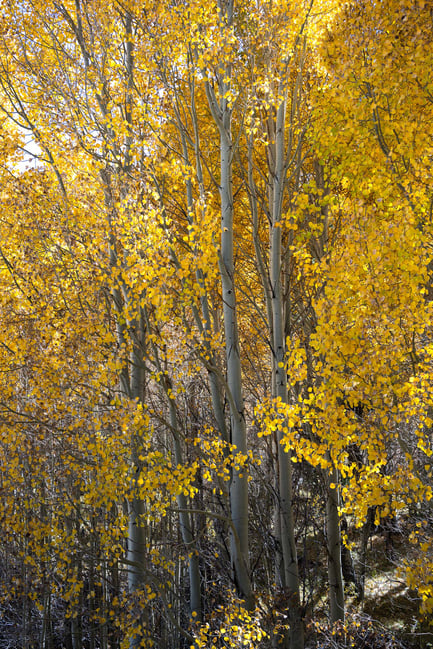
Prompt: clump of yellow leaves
<box><xmin>191</xmin><ymin>592</ymin><xmax>267</xmax><ymax>649</ymax></box>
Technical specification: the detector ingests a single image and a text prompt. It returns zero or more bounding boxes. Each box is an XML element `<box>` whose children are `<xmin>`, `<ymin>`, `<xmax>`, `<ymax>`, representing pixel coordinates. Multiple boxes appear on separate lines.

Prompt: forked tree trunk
<box><xmin>205</xmin><ymin>0</ymin><xmax>254</xmax><ymax>610</ymax></box>
<box><xmin>269</xmin><ymin>90</ymin><xmax>304</xmax><ymax>649</ymax></box>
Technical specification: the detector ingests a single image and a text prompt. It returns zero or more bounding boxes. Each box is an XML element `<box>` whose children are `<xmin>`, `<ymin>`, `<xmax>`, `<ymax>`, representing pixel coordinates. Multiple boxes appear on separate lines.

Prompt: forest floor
<box><xmin>302</xmin><ymin>516</ymin><xmax>433</xmax><ymax>649</ymax></box>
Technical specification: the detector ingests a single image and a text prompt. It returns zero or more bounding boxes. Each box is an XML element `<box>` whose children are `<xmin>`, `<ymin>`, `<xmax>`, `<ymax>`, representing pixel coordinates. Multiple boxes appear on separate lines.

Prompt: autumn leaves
<box><xmin>0</xmin><ymin>1</ymin><xmax>432</xmax><ymax>648</ymax></box>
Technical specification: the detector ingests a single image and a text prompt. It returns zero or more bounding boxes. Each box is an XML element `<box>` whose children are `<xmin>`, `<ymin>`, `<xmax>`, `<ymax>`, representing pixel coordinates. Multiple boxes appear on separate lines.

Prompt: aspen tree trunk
<box><xmin>161</xmin><ymin>72</ymin><xmax>233</xmax><ymax>618</ymax></box>
<box><xmin>270</xmin><ymin>98</ymin><xmax>304</xmax><ymax>649</ymax></box>
<box><xmin>103</xmin><ymin>169</ymin><xmax>148</xmax><ymax>648</ymax></box>
<box><xmin>205</xmin><ymin>0</ymin><xmax>254</xmax><ymax>610</ymax></box>
<box><xmin>315</xmin><ymin>153</ymin><xmax>345</xmax><ymax>624</ymax></box>
<box><xmin>39</xmin><ymin>487</ymin><xmax>53</xmax><ymax>649</ymax></box>
<box><xmin>326</xmin><ymin>464</ymin><xmax>345</xmax><ymax>623</ymax></box>
<box><xmin>220</xmin><ymin>107</ymin><xmax>253</xmax><ymax>609</ymax></box>
<box><xmin>97</xmin><ymin>11</ymin><xmax>149</xmax><ymax>619</ymax></box>
<box><xmin>106</xmin><ymin>19</ymin><xmax>150</xmax><ymax>640</ymax></box>
<box><xmin>244</xmin><ymin>30</ymin><xmax>309</xmax><ymax>645</ymax></box>
<box><xmin>127</xmin><ymin>468</ymin><xmax>146</xmax><ymax>601</ymax></box>
<box><xmin>127</xmin><ymin>314</ymin><xmax>149</xmax><ymax>649</ymax></box>
<box><xmin>185</xmin><ymin>84</ymin><xmax>230</xmax><ymax>446</ymax></box>
<box><xmin>102</xmin><ymin>170</ymin><xmax>147</xmax><ymax>648</ymax></box>
<box><xmin>359</xmin><ymin>507</ymin><xmax>375</xmax><ymax>601</ymax></box>
<box><xmin>64</xmin><ymin>493</ymin><xmax>83</xmax><ymax>649</ymax></box>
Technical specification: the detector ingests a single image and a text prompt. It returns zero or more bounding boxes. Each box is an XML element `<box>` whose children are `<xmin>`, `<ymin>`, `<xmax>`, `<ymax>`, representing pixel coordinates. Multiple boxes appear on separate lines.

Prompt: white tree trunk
<box><xmin>269</xmin><ymin>97</ymin><xmax>304</xmax><ymax>649</ymax></box>
<box><xmin>205</xmin><ymin>0</ymin><xmax>254</xmax><ymax>609</ymax></box>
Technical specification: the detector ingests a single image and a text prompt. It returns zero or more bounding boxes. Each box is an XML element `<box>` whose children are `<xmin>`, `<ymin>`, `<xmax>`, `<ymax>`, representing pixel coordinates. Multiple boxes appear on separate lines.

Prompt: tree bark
<box><xmin>205</xmin><ymin>0</ymin><xmax>254</xmax><ymax>610</ymax></box>
<box><xmin>326</xmin><ymin>465</ymin><xmax>345</xmax><ymax>623</ymax></box>
<box><xmin>269</xmin><ymin>94</ymin><xmax>304</xmax><ymax>649</ymax></box>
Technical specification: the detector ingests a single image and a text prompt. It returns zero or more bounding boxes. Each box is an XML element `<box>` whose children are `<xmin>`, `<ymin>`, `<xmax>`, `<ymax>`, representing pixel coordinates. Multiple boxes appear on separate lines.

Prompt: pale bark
<box><xmin>269</xmin><ymin>97</ymin><xmax>304</xmax><ymax>649</ymax></box>
<box><xmin>174</xmin><ymin>84</ymin><xmax>230</xmax><ymax>446</ymax></box>
<box><xmin>205</xmin><ymin>0</ymin><xmax>254</xmax><ymax>610</ymax></box>
<box><xmin>220</xmin><ymin>121</ymin><xmax>254</xmax><ymax>608</ymax></box>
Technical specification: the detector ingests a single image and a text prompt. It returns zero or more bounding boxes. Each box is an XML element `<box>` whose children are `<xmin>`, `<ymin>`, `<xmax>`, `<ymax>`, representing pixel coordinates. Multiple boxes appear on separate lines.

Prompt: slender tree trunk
<box><xmin>205</xmin><ymin>0</ymin><xmax>254</xmax><ymax>610</ymax></box>
<box><xmin>359</xmin><ymin>506</ymin><xmax>375</xmax><ymax>601</ymax></box>
<box><xmin>326</xmin><ymin>464</ymin><xmax>345</xmax><ymax>623</ymax></box>
<box><xmin>99</xmin><ymin>36</ymin><xmax>150</xmax><ymax>636</ymax></box>
<box><xmin>220</xmin><ymin>125</ymin><xmax>253</xmax><ymax>607</ymax></box>
<box><xmin>127</xmin><ymin>314</ymin><xmax>148</xmax><ymax>648</ymax></box>
<box><xmin>269</xmin><ymin>97</ymin><xmax>304</xmax><ymax>649</ymax></box>
<box><xmin>64</xmin><ymin>499</ymin><xmax>83</xmax><ymax>649</ymax></box>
